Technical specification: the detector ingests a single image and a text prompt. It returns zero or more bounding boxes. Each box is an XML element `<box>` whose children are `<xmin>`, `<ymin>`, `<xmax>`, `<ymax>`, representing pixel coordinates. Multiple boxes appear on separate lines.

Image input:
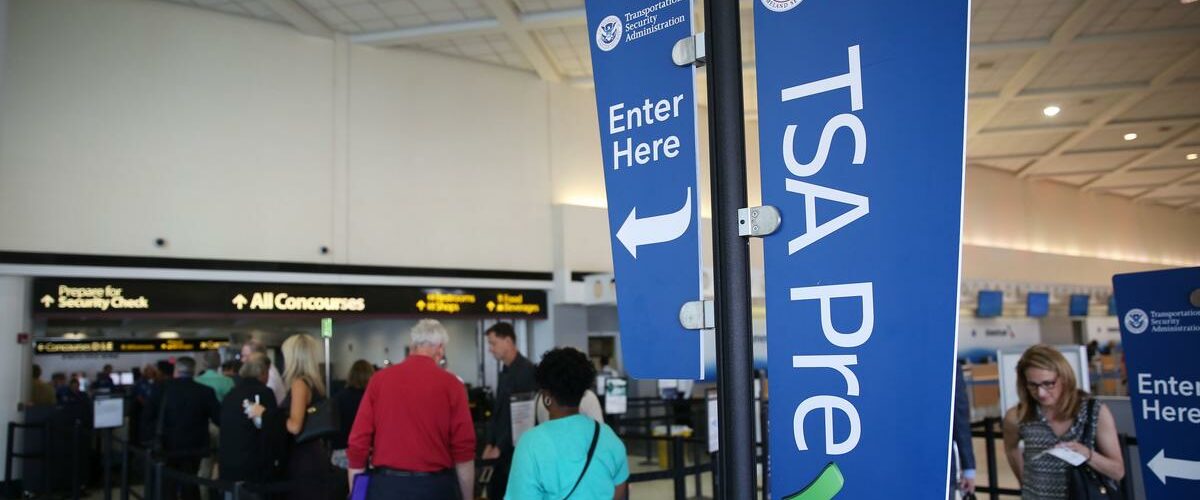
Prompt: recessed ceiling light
<box><xmin>1188</xmin><ymin>153</ymin><xmax>1199</xmax><ymax>161</ymax></box>
<box><xmin>1042</xmin><ymin>105</ymin><xmax>1061</xmax><ymax>117</ymax></box>
<box><xmin>1182</xmin><ymin>0</ymin><xmax>1198</xmax><ymax>5</ymax></box>
<box><xmin>1124</xmin><ymin>133</ymin><xmax>1138</xmax><ymax>141</ymax></box>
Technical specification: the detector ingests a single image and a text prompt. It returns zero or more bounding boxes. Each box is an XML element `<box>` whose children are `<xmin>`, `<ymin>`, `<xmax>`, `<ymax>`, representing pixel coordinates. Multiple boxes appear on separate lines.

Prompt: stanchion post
<box><xmin>691</xmin><ymin>440</ymin><xmax>703</xmax><ymax>500</ymax></box>
<box><xmin>153</xmin><ymin>462</ymin><xmax>165</xmax><ymax>500</ymax></box>
<box><xmin>104</xmin><ymin>429</ymin><xmax>113</xmax><ymax>500</ymax></box>
<box><xmin>672</xmin><ymin>437</ymin><xmax>686</xmax><ymax>500</ymax></box>
<box><xmin>144</xmin><ymin>449</ymin><xmax>155</xmax><ymax>500</ymax></box>
<box><xmin>984</xmin><ymin>418</ymin><xmax>998</xmax><ymax>500</ymax></box>
<box><xmin>120</xmin><ymin>438</ymin><xmax>130</xmax><ymax>500</ymax></box>
<box><xmin>71</xmin><ymin>420</ymin><xmax>81</xmax><ymax>500</ymax></box>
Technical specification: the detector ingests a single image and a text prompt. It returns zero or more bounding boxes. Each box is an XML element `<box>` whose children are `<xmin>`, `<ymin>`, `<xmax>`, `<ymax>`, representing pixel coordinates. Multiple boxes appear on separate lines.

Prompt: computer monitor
<box><xmin>1069</xmin><ymin>294</ymin><xmax>1090</xmax><ymax>317</ymax></box>
<box><xmin>976</xmin><ymin>290</ymin><xmax>1003</xmax><ymax>317</ymax></box>
<box><xmin>1027</xmin><ymin>292</ymin><xmax>1049</xmax><ymax>317</ymax></box>
<box><xmin>119</xmin><ymin>372</ymin><xmax>134</xmax><ymax>385</ymax></box>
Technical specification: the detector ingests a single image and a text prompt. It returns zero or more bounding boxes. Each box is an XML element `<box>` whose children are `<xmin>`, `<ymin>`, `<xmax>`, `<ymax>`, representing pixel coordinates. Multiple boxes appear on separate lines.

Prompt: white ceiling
<box><xmin>160</xmin><ymin>0</ymin><xmax>1200</xmax><ymax>210</ymax></box>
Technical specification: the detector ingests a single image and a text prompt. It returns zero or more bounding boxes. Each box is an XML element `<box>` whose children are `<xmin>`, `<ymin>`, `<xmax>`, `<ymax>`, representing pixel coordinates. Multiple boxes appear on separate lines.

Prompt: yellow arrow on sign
<box><xmin>416</xmin><ymin>300</ymin><xmax>426</xmax><ymax>311</ymax></box>
<box><xmin>487</xmin><ymin>301</ymin><xmax>496</xmax><ymax>312</ymax></box>
<box><xmin>232</xmin><ymin>294</ymin><xmax>248</xmax><ymax>310</ymax></box>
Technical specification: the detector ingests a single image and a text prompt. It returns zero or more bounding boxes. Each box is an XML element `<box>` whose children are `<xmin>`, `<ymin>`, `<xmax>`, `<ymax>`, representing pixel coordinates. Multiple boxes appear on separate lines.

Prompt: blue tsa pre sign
<box><xmin>585</xmin><ymin>0</ymin><xmax>704</xmax><ymax>380</ymax></box>
<box><xmin>1114</xmin><ymin>267</ymin><xmax>1200</xmax><ymax>499</ymax></box>
<box><xmin>752</xmin><ymin>0</ymin><xmax>969</xmax><ymax>498</ymax></box>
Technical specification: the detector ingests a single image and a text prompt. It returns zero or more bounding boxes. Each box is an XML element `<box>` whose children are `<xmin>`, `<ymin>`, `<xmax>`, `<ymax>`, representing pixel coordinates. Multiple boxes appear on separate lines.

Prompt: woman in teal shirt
<box><xmin>506</xmin><ymin>348</ymin><xmax>629</xmax><ymax>500</ymax></box>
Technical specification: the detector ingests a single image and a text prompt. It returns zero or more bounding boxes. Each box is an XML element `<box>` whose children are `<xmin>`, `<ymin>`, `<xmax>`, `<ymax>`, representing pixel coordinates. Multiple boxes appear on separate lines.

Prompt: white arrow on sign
<box><xmin>615</xmin><ymin>187</ymin><xmax>693</xmax><ymax>259</ymax></box>
<box><xmin>232</xmin><ymin>294</ymin><xmax>248</xmax><ymax>310</ymax></box>
<box><xmin>40</xmin><ymin>295</ymin><xmax>55</xmax><ymax>308</ymax></box>
<box><xmin>1148</xmin><ymin>449</ymin><xmax>1200</xmax><ymax>484</ymax></box>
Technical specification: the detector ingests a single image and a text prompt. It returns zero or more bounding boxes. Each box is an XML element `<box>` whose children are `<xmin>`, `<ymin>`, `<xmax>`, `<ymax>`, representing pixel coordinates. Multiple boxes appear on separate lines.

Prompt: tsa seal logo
<box><xmin>761</xmin><ymin>0</ymin><xmax>803</xmax><ymax>12</ymax></box>
<box><xmin>1124</xmin><ymin>308</ymin><xmax>1149</xmax><ymax>335</ymax></box>
<box><xmin>596</xmin><ymin>15</ymin><xmax>622</xmax><ymax>52</ymax></box>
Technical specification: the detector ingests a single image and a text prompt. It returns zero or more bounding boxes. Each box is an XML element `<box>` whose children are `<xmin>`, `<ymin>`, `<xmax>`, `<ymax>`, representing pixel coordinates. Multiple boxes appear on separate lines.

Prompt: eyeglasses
<box><xmin>1025</xmin><ymin>378</ymin><xmax>1058</xmax><ymax>392</ymax></box>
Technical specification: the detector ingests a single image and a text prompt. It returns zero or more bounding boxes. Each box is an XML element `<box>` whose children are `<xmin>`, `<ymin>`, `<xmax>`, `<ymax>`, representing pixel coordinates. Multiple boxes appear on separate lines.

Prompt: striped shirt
<box><xmin>1018</xmin><ymin>395</ymin><xmax>1099</xmax><ymax>500</ymax></box>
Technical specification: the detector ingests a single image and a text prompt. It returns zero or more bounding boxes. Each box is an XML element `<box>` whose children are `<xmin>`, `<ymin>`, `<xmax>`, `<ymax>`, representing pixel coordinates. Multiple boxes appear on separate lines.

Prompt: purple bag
<box><xmin>350</xmin><ymin>472</ymin><xmax>370</xmax><ymax>500</ymax></box>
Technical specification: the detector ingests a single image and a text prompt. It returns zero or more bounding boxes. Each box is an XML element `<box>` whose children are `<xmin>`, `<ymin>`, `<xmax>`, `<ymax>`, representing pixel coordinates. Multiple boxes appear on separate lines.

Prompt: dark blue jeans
<box><xmin>366</xmin><ymin>470</ymin><xmax>459</xmax><ymax>500</ymax></box>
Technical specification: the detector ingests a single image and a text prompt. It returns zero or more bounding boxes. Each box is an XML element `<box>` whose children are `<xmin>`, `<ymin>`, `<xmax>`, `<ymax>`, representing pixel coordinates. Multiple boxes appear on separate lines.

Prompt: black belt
<box><xmin>374</xmin><ymin>467</ymin><xmax>452</xmax><ymax>478</ymax></box>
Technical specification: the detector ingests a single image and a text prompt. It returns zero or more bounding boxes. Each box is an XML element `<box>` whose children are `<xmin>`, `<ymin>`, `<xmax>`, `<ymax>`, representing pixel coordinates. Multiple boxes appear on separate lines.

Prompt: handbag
<box><xmin>1065</xmin><ymin>398</ymin><xmax>1124</xmax><ymax>500</ymax></box>
<box><xmin>295</xmin><ymin>396</ymin><xmax>339</xmax><ymax>444</ymax></box>
<box><xmin>563</xmin><ymin>421</ymin><xmax>601</xmax><ymax>500</ymax></box>
<box><xmin>349</xmin><ymin>471</ymin><xmax>371</xmax><ymax>500</ymax></box>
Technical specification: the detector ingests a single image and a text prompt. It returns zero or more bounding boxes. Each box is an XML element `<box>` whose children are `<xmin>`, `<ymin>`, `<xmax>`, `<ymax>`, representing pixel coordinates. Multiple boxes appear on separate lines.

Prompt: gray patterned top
<box><xmin>1019</xmin><ymin>395</ymin><xmax>1099</xmax><ymax>500</ymax></box>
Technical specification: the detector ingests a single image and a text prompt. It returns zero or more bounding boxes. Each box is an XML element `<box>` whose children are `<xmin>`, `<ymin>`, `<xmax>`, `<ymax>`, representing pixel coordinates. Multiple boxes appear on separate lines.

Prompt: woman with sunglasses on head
<box><xmin>1002</xmin><ymin>345</ymin><xmax>1124</xmax><ymax>499</ymax></box>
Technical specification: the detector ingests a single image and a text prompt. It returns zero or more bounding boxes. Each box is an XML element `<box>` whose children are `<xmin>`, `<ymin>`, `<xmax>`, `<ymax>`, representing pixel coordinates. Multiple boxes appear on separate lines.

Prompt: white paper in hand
<box><xmin>1037</xmin><ymin>446</ymin><xmax>1087</xmax><ymax>466</ymax></box>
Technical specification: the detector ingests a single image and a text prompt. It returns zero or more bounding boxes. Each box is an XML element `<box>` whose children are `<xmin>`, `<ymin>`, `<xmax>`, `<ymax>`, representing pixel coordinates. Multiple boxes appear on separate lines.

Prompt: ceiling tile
<box><xmin>1105</xmin><ymin>187</ymin><xmax>1153</xmax><ymax>197</ymax></box>
<box><xmin>971</xmin><ymin>0</ymin><xmax>1081</xmax><ymax>43</ymax></box>
<box><xmin>984</xmin><ymin>94</ymin><xmax>1124</xmax><ymax>130</ymax></box>
<box><xmin>1035</xmin><ymin>149</ymin><xmax>1146</xmax><ymax>175</ymax></box>
<box><xmin>968</xmin><ymin>130</ymin><xmax>1072</xmax><ymax>156</ymax></box>
<box><xmin>1116</xmin><ymin>88</ymin><xmax>1200</xmax><ymax>121</ymax></box>
<box><xmin>1139</xmin><ymin>147</ymin><xmax>1200</xmax><ymax>168</ymax></box>
<box><xmin>1082</xmin><ymin>0</ymin><xmax>1200</xmax><ymax>36</ymax></box>
<box><xmin>1087</xmin><ymin>167</ymin><xmax>1195</xmax><ymax>189</ymax></box>
<box><xmin>1069</xmin><ymin>122</ymin><xmax>1192</xmax><ymax>152</ymax></box>
<box><xmin>375</xmin><ymin>1</ymin><xmax>420</xmax><ymax>17</ymax></box>
<box><xmin>969</xmin><ymin>51</ymin><xmax>1035</xmax><ymax>94</ymax></box>
<box><xmin>967</xmin><ymin>156</ymin><xmax>1035</xmax><ymax>172</ymax></box>
<box><xmin>1047</xmin><ymin>173</ymin><xmax>1101</xmax><ymax>186</ymax></box>
<box><xmin>1026</xmin><ymin>42</ymin><xmax>1196</xmax><ymax>91</ymax></box>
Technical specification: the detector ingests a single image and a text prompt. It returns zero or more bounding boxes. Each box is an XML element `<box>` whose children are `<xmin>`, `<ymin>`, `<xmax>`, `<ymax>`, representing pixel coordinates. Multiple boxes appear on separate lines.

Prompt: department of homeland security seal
<box><xmin>761</xmin><ymin>0</ymin><xmax>802</xmax><ymax>13</ymax></box>
<box><xmin>596</xmin><ymin>15</ymin><xmax>623</xmax><ymax>52</ymax></box>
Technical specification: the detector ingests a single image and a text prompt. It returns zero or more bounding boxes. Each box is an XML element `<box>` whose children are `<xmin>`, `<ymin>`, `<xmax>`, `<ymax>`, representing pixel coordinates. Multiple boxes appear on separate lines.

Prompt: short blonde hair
<box><xmin>1016</xmin><ymin>344</ymin><xmax>1083</xmax><ymax>423</ymax></box>
<box><xmin>410</xmin><ymin>319</ymin><xmax>449</xmax><ymax>348</ymax></box>
<box><xmin>282</xmin><ymin>334</ymin><xmax>325</xmax><ymax>397</ymax></box>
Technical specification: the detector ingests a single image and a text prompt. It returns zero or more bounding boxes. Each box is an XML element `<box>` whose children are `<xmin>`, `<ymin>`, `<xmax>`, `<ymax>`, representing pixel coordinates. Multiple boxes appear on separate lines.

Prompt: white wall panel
<box><xmin>345</xmin><ymin>45</ymin><xmax>552</xmax><ymax>271</ymax></box>
<box><xmin>0</xmin><ymin>0</ymin><xmax>336</xmax><ymax>263</ymax></box>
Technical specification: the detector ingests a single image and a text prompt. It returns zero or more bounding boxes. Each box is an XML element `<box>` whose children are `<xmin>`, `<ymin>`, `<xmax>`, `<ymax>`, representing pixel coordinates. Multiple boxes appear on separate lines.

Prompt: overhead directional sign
<box><xmin>585</xmin><ymin>0</ymin><xmax>703</xmax><ymax>379</ymax></box>
<box><xmin>752</xmin><ymin>0</ymin><xmax>969</xmax><ymax>497</ymax></box>
<box><xmin>1113</xmin><ymin>267</ymin><xmax>1200</xmax><ymax>499</ymax></box>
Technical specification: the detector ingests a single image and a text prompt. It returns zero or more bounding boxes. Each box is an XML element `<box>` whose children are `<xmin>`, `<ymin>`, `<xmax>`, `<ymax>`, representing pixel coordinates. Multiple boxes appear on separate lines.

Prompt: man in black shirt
<box><xmin>482</xmin><ymin>322</ymin><xmax>535</xmax><ymax>500</ymax></box>
<box><xmin>144</xmin><ymin>357</ymin><xmax>219</xmax><ymax>500</ymax></box>
<box><xmin>219</xmin><ymin>353</ymin><xmax>282</xmax><ymax>483</ymax></box>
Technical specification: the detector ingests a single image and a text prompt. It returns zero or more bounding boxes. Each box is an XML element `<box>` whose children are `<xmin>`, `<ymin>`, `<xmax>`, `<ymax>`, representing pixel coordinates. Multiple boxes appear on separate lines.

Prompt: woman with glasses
<box><xmin>1001</xmin><ymin>345</ymin><xmax>1124</xmax><ymax>499</ymax></box>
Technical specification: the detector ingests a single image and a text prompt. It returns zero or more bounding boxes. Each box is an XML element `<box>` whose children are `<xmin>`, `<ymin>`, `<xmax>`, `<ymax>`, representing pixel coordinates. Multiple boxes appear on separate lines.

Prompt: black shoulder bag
<box><xmin>563</xmin><ymin>421</ymin><xmax>601</xmax><ymax>500</ymax></box>
<box><xmin>1066</xmin><ymin>398</ymin><xmax>1124</xmax><ymax>500</ymax></box>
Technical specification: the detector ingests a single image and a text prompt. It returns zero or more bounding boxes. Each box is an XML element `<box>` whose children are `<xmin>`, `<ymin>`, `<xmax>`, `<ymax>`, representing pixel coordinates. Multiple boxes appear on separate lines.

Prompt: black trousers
<box><xmin>164</xmin><ymin>457</ymin><xmax>201</xmax><ymax>500</ymax></box>
<box><xmin>366</xmin><ymin>471</ymin><xmax>459</xmax><ymax>500</ymax></box>
<box><xmin>486</xmin><ymin>448</ymin><xmax>514</xmax><ymax>500</ymax></box>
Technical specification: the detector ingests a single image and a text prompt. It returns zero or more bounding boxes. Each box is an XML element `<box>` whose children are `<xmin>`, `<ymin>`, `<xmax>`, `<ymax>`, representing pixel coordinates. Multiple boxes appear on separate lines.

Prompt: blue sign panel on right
<box><xmin>1113</xmin><ymin>267</ymin><xmax>1200</xmax><ymax>499</ymax></box>
<box><xmin>752</xmin><ymin>0</ymin><xmax>969</xmax><ymax>498</ymax></box>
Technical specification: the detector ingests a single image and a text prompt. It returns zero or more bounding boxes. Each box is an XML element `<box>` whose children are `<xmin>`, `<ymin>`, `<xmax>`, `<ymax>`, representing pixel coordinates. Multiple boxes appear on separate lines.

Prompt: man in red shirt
<box><xmin>347</xmin><ymin>319</ymin><xmax>475</xmax><ymax>500</ymax></box>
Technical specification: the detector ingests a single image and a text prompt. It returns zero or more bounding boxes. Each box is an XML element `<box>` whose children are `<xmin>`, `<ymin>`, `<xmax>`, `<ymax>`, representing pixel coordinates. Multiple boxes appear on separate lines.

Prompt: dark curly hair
<box><xmin>535</xmin><ymin>347</ymin><xmax>596</xmax><ymax>408</ymax></box>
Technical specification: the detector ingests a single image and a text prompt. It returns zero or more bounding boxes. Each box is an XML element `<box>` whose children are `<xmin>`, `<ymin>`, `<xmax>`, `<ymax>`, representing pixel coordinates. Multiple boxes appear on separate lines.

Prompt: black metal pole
<box><xmin>120</xmin><ymin>438</ymin><xmax>130</xmax><ymax>500</ymax></box>
<box><xmin>759</xmin><ymin>397</ymin><xmax>770</xmax><ymax>500</ymax></box>
<box><xmin>703</xmin><ymin>0</ymin><xmax>755</xmax><ymax>498</ymax></box>
<box><xmin>104</xmin><ymin>430</ymin><xmax>113</xmax><ymax>500</ymax></box>
<box><xmin>672</xmin><ymin>437</ymin><xmax>686</xmax><ymax>500</ymax></box>
<box><xmin>984</xmin><ymin>418</ymin><xmax>998</xmax><ymax>500</ymax></box>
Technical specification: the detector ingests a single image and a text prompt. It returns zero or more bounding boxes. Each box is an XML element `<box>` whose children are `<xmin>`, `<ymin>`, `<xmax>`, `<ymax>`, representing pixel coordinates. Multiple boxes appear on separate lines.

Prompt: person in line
<box><xmin>950</xmin><ymin>365</ymin><xmax>975</xmax><ymax>499</ymax></box>
<box><xmin>196</xmin><ymin>351</ymin><xmax>234</xmax><ymax>401</ymax></box>
<box><xmin>219</xmin><ymin>353</ymin><xmax>283</xmax><ymax>484</ymax></box>
<box><xmin>506</xmin><ymin>347</ymin><xmax>628</xmax><ymax>500</ymax></box>
<box><xmin>1002</xmin><ymin>345</ymin><xmax>1124</xmax><ymax>499</ymax></box>
<box><xmin>331</xmin><ymin>360</ymin><xmax>375</xmax><ymax>469</ymax></box>
<box><xmin>93</xmin><ymin>364</ymin><xmax>116</xmax><ymax>393</ymax></box>
<box><xmin>194</xmin><ymin>351</ymin><xmax>233</xmax><ymax>500</ymax></box>
<box><xmin>58</xmin><ymin>377</ymin><xmax>88</xmax><ymax>406</ymax></box>
<box><xmin>242</xmin><ymin>339</ymin><xmax>287</xmax><ymax>404</ymax></box>
<box><xmin>482</xmin><ymin>322</ymin><xmax>536</xmax><ymax>499</ymax></box>
<box><xmin>133</xmin><ymin>364</ymin><xmax>160</xmax><ymax>443</ymax></box>
<box><xmin>249</xmin><ymin>334</ymin><xmax>334</xmax><ymax>500</ymax></box>
<box><xmin>30</xmin><ymin>364</ymin><xmax>56</xmax><ymax>406</ymax></box>
<box><xmin>221</xmin><ymin>360</ymin><xmax>241</xmax><ymax>378</ymax></box>
<box><xmin>534</xmin><ymin>388</ymin><xmax>603</xmax><ymax>425</ymax></box>
<box><xmin>144</xmin><ymin>357</ymin><xmax>220</xmax><ymax>500</ymax></box>
<box><xmin>347</xmin><ymin>319</ymin><xmax>475</xmax><ymax>500</ymax></box>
